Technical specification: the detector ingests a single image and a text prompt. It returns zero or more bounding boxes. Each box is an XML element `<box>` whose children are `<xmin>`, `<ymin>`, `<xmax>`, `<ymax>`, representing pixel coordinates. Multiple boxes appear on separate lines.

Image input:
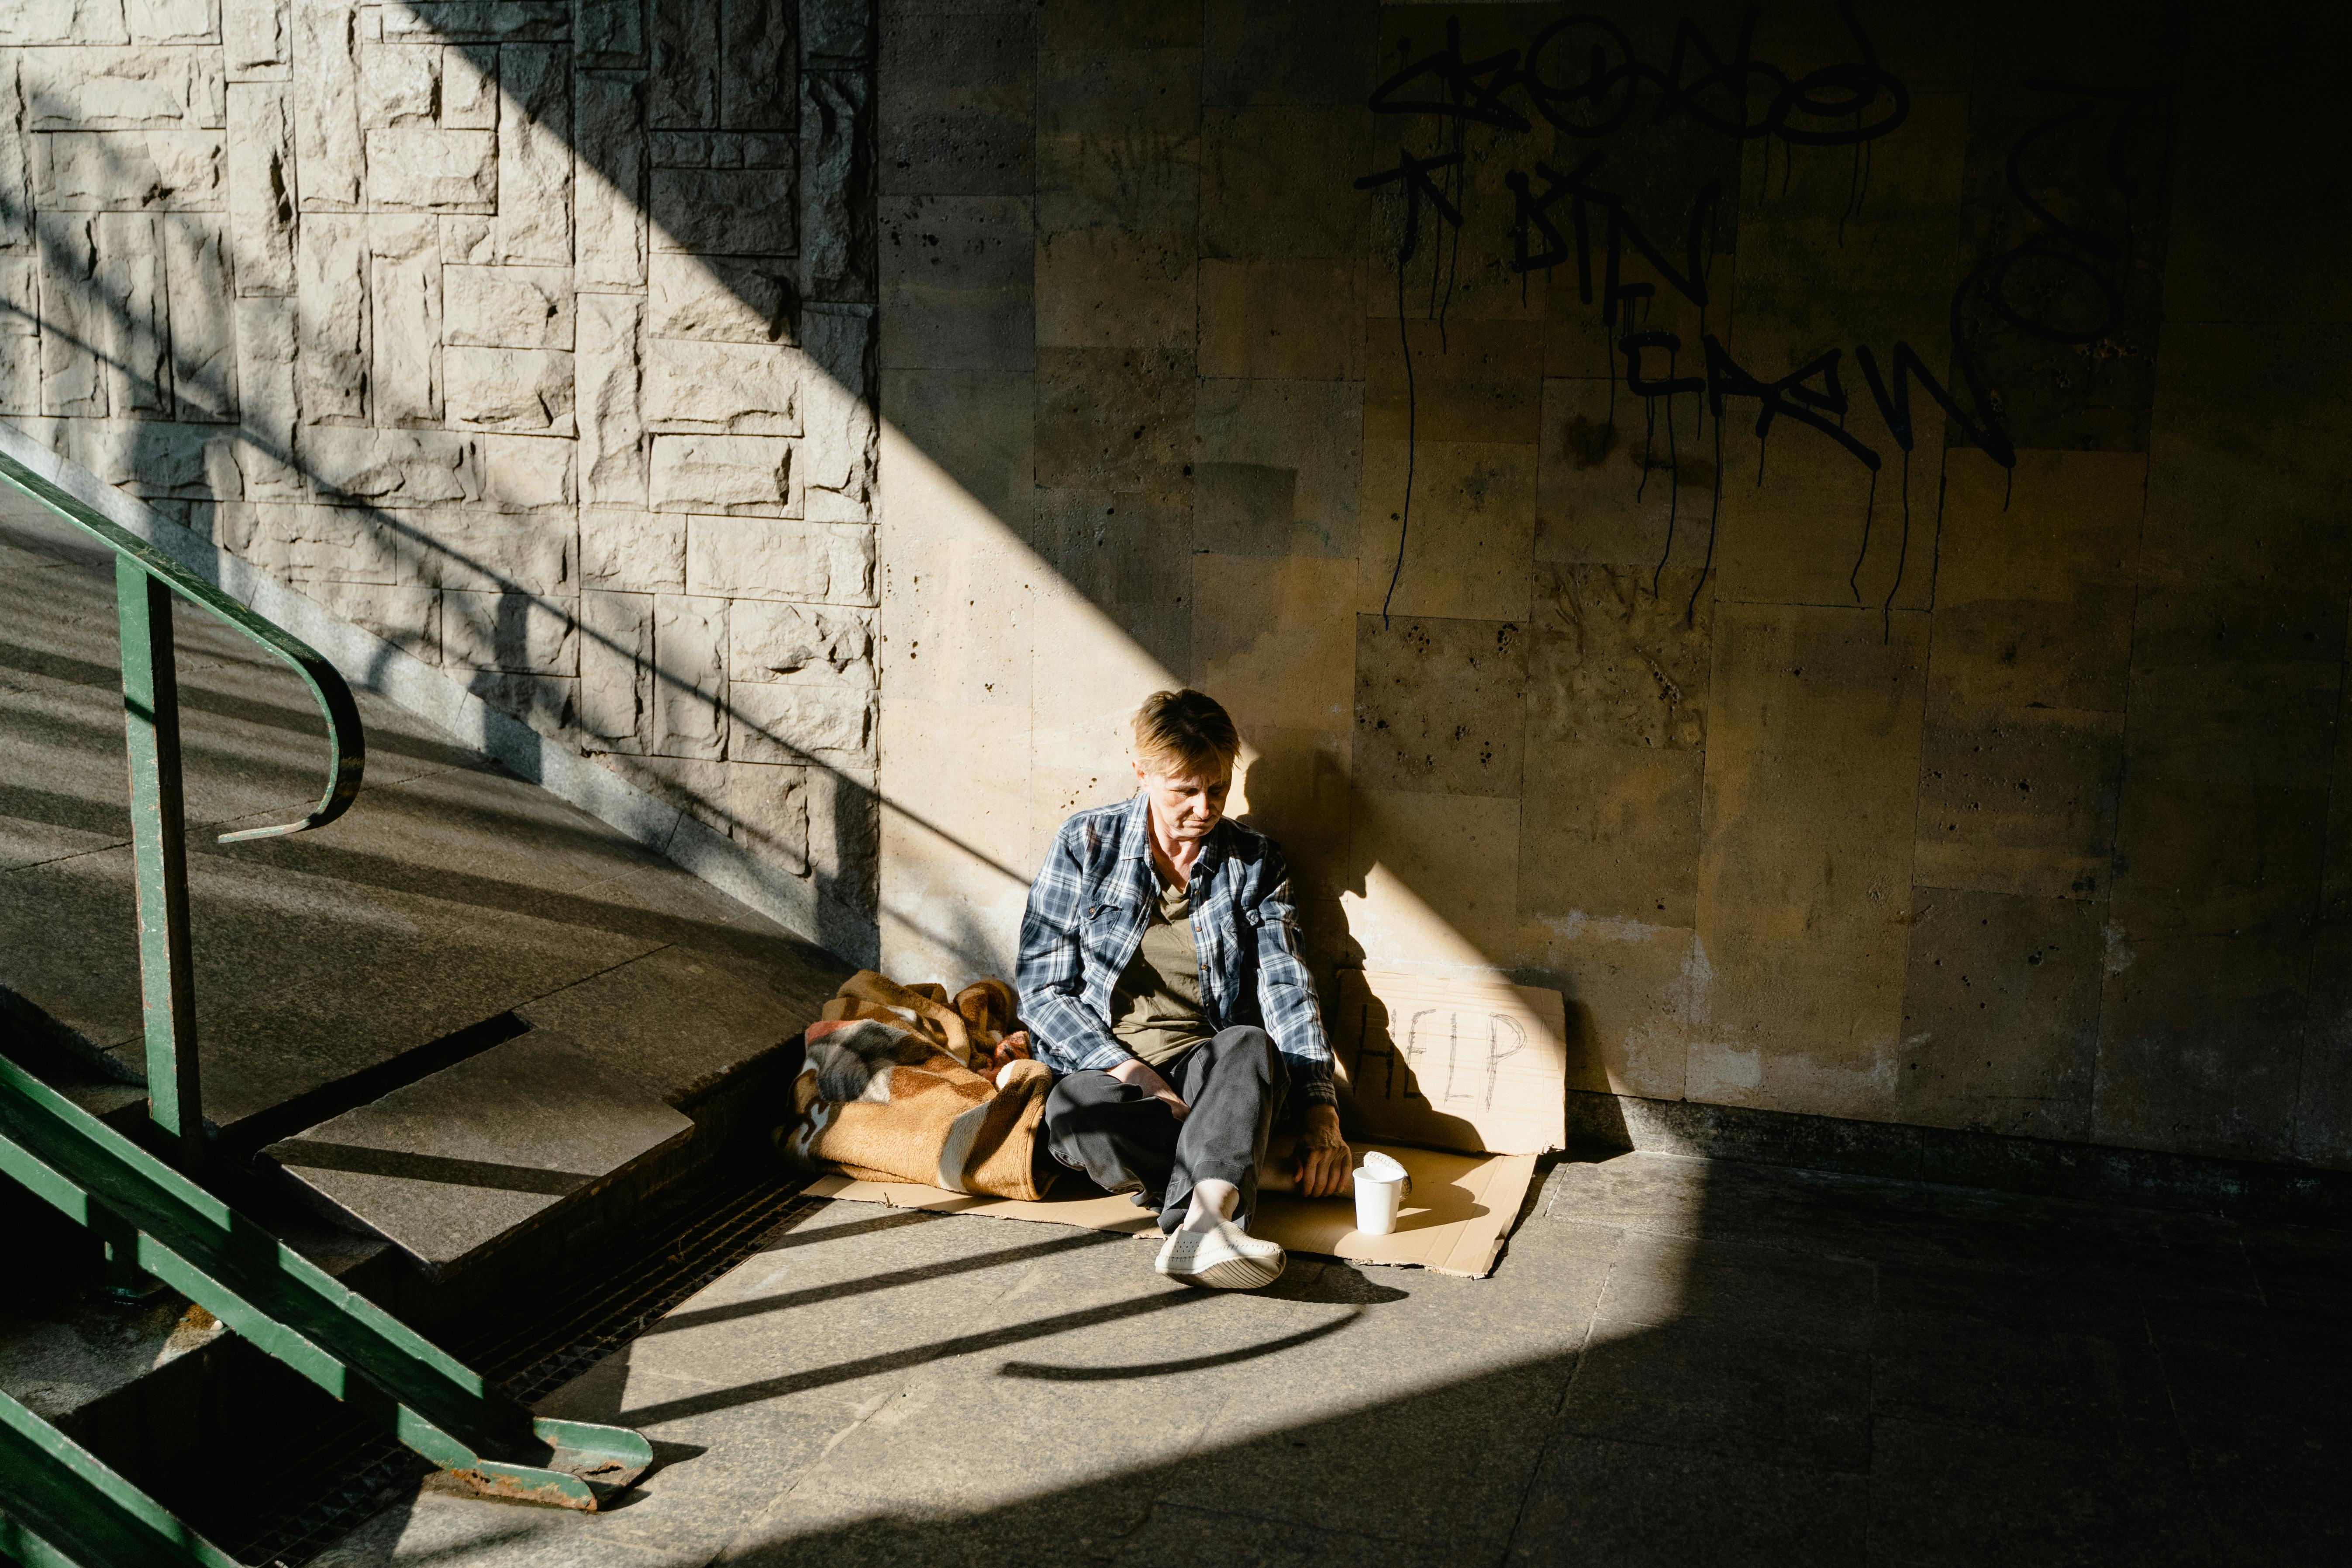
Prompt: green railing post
<box><xmin>0</xmin><ymin>453</ymin><xmax>651</xmax><ymax>1524</ymax></box>
<box><xmin>114</xmin><ymin>557</ymin><xmax>203</xmax><ymax>1175</ymax></box>
<box><xmin>0</xmin><ymin>1386</ymin><xmax>244</xmax><ymax>1567</ymax></box>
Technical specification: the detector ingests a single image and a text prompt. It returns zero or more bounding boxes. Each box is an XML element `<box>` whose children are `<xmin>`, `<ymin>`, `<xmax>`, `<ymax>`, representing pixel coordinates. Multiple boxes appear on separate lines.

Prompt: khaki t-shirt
<box><xmin>1109</xmin><ymin>876</ymin><xmax>1213</xmax><ymax>1067</ymax></box>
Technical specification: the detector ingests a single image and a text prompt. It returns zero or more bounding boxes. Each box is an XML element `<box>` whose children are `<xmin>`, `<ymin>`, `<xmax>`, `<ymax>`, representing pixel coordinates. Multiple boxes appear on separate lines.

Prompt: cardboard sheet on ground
<box><xmin>801</xmin><ymin>1143</ymin><xmax>1538</xmax><ymax>1279</ymax></box>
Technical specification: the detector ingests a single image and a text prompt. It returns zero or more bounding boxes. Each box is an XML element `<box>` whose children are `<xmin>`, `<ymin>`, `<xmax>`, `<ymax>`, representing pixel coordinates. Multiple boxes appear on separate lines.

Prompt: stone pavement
<box><xmin>313</xmin><ymin>1151</ymin><xmax>2348</xmax><ymax>1567</ymax></box>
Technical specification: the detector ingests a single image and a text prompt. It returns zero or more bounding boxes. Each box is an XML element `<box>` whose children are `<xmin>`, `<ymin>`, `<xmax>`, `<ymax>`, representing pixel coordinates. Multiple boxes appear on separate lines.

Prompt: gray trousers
<box><xmin>1042</xmin><ymin>1026</ymin><xmax>1283</xmax><ymax>1234</ymax></box>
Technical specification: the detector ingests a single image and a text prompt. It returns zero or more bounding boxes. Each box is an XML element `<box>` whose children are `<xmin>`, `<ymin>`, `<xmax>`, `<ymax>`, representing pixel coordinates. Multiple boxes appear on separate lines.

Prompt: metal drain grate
<box><xmin>212</xmin><ymin>1173</ymin><xmax>818</xmax><ymax>1567</ymax></box>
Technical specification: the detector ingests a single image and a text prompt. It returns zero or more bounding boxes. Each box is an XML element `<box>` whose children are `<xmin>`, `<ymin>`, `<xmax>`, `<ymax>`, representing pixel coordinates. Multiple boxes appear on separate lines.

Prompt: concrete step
<box><xmin>0</xmin><ymin>478</ymin><xmax>850</xmax><ymax>1298</ymax></box>
<box><xmin>0</xmin><ymin>1053</ymin><xmax>811</xmax><ymax>1566</ymax></box>
<box><xmin>1</xmin><ymin>1018</ymin><xmax>404</xmax><ymax>1543</ymax></box>
<box><xmin>0</xmin><ymin>482</ymin><xmax>852</xmax><ymax>1161</ymax></box>
<box><xmin>262</xmin><ymin>1027</ymin><xmax>696</xmax><ymax>1282</ymax></box>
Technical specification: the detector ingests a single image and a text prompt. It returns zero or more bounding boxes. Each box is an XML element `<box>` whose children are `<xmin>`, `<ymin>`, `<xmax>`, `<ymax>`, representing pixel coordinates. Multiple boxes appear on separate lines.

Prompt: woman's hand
<box><xmin>1107</xmin><ymin>1058</ymin><xmax>1189</xmax><ymax>1121</ymax></box>
<box><xmin>1295</xmin><ymin>1104</ymin><xmax>1352</xmax><ymax>1198</ymax></box>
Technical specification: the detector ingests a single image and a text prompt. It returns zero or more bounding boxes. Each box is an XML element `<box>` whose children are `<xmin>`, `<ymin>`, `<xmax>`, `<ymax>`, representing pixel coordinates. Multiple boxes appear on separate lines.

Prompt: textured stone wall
<box><xmin>0</xmin><ymin>0</ymin><xmax>880</xmax><ymax>955</ymax></box>
<box><xmin>876</xmin><ymin>0</ymin><xmax>2352</xmax><ymax>1170</ymax></box>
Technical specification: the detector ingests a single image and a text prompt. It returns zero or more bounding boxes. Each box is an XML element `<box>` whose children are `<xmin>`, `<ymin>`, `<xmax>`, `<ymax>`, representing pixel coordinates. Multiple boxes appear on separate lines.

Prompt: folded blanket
<box><xmin>778</xmin><ymin>970</ymin><xmax>1055</xmax><ymax>1200</ymax></box>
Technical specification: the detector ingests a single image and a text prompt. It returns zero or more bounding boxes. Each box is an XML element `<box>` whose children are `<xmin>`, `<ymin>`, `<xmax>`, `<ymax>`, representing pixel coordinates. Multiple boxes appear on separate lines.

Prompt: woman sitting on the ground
<box><xmin>1015</xmin><ymin>689</ymin><xmax>1352</xmax><ymax>1289</ymax></box>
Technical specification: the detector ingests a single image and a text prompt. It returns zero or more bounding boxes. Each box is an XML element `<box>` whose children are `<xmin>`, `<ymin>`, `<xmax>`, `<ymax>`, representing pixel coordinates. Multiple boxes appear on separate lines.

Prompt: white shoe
<box><xmin>1153</xmin><ymin>1217</ymin><xmax>1286</xmax><ymax>1290</ymax></box>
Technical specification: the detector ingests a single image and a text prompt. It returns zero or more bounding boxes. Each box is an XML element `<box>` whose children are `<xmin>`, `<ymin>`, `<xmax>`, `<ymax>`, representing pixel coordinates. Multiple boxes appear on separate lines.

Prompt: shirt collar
<box><xmin>1118</xmin><ymin>793</ymin><xmax>1230</xmax><ymax>884</ymax></box>
<box><xmin>1119</xmin><ymin>792</ymin><xmax>1153</xmax><ymax>859</ymax></box>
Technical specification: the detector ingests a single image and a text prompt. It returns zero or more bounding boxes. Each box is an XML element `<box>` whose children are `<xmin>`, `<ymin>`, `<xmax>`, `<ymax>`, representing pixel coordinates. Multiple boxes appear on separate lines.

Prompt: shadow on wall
<box><xmin>0</xmin><ymin>24</ymin><xmax>925</xmax><ymax>966</ymax></box>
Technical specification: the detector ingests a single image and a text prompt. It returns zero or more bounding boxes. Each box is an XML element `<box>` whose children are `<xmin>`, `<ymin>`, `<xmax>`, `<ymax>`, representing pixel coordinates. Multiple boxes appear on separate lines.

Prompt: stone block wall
<box><xmin>0</xmin><ymin>0</ymin><xmax>880</xmax><ymax>955</ymax></box>
<box><xmin>876</xmin><ymin>0</ymin><xmax>2352</xmax><ymax>1170</ymax></box>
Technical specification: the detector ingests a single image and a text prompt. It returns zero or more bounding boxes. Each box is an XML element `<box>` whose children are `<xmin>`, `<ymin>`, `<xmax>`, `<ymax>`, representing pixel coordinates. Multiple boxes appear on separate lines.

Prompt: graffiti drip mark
<box><xmin>1625</xmin><ymin>330</ymin><xmax>1703</xmax><ymax>580</ymax></box>
<box><xmin>1638</xmin><ymin>396</ymin><xmax>1655</xmax><ymax>504</ymax></box>
<box><xmin>1926</xmin><ymin>460</ymin><xmax>1949</xmax><ymax>607</ymax></box>
<box><xmin>1352</xmin><ymin>7</ymin><xmax>2155</xmax><ymax>610</ymax></box>
<box><xmin>1438</xmin><ymin>122</ymin><xmax>1466</xmax><ymax>347</ymax></box>
<box><xmin>1840</xmin><ymin>116</ymin><xmax>1861</xmax><ymax>246</ymax></box>
<box><xmin>1355</xmin><ymin>145</ymin><xmax>1466</xmax><ymax>629</ymax></box>
<box><xmin>1689</xmin><ymin>413</ymin><xmax>1724</xmax><ymax>628</ymax></box>
<box><xmin>1836</xmin><ymin>108</ymin><xmax>1877</xmax><ymax>247</ymax></box>
<box><xmin>1386</xmin><ymin>254</ymin><xmax>1416</xmax><ymax>630</ymax></box>
<box><xmin>1851</xmin><ymin>466</ymin><xmax>1877</xmax><ymax>602</ymax></box>
<box><xmin>1882</xmin><ymin>445</ymin><xmax>1912</xmax><ymax>644</ymax></box>
<box><xmin>1665</xmin><ymin>384</ymin><xmax>1681</xmax><ymax>590</ymax></box>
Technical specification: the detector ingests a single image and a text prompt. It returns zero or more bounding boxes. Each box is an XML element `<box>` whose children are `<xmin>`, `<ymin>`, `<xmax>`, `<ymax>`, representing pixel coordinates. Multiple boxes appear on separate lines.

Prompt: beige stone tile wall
<box><xmin>0</xmin><ymin>0</ymin><xmax>880</xmax><ymax>956</ymax></box>
<box><xmin>875</xmin><ymin>0</ymin><xmax>2352</xmax><ymax>1168</ymax></box>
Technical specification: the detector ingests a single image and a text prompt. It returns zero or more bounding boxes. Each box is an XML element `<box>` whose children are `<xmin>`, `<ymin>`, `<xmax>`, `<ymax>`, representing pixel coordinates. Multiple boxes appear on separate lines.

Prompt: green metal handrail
<box><xmin>0</xmin><ymin>451</ymin><xmax>649</xmax><ymax>1563</ymax></box>
<box><xmin>0</xmin><ymin>1387</ymin><xmax>242</xmax><ymax>1568</ymax></box>
<box><xmin>0</xmin><ymin>1058</ymin><xmax>652</xmax><ymax>1518</ymax></box>
<box><xmin>0</xmin><ymin>449</ymin><xmax>363</xmax><ymax>1170</ymax></box>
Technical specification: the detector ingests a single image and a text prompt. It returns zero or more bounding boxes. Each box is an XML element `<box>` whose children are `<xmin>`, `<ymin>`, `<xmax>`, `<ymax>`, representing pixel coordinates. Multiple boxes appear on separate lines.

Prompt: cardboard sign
<box><xmin>1330</xmin><ymin>969</ymin><xmax>1568</xmax><ymax>1155</ymax></box>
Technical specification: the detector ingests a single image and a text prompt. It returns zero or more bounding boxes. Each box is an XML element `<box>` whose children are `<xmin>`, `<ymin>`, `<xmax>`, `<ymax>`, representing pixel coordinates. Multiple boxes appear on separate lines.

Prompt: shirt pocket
<box><xmin>1080</xmin><ymin>901</ymin><xmax>1131</xmax><ymax>966</ymax></box>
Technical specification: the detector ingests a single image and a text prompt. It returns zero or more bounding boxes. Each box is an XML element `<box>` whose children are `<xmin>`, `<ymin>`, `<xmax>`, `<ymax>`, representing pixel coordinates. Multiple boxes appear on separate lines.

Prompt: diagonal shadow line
<box><xmin>617</xmin><ymin>1286</ymin><xmax>1221</xmax><ymax>1427</ymax></box>
<box><xmin>0</xmin><ymin>690</ymin><xmax>735</xmax><ymax>876</ymax></box>
<box><xmin>0</xmin><ymin>631</ymin><xmax>493</xmax><ymax>773</ymax></box>
<box><xmin>264</xmin><ymin>1137</ymin><xmax>595</xmax><ymax>1197</ymax></box>
<box><xmin>207</xmin><ymin>825</ymin><xmax>802</xmax><ymax>956</ymax></box>
<box><xmin>761</xmin><ymin>1208</ymin><xmax>944</xmax><ymax>1250</ymax></box>
<box><xmin>646</xmin><ymin>1228</ymin><xmax>1128</xmax><ymax>1336</ymax></box>
<box><xmin>0</xmin><ymin>699</ymin><xmax>422</xmax><ymax>810</ymax></box>
<box><xmin>997</xmin><ymin>1309</ymin><xmax>1363</xmax><ymax>1381</ymax></box>
<box><xmin>0</xmin><ymin>781</ymin><xmax>129</xmax><ymax>841</ymax></box>
<box><xmin>0</xmin><ymin>775</ymin><xmax>812</xmax><ymax>963</ymax></box>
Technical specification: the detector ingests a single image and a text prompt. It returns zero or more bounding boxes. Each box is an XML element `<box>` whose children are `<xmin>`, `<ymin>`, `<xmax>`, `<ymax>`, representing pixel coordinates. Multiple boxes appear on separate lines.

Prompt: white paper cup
<box><xmin>1353</xmin><ymin>1151</ymin><xmax>1410</xmax><ymax>1236</ymax></box>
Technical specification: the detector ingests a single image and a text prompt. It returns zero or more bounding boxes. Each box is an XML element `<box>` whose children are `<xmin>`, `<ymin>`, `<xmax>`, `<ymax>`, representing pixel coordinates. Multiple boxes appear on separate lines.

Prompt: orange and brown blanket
<box><xmin>777</xmin><ymin>970</ymin><xmax>1055</xmax><ymax>1201</ymax></box>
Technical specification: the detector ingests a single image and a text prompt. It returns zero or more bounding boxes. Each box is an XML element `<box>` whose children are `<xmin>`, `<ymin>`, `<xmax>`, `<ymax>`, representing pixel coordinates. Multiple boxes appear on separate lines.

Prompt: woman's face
<box><xmin>1135</xmin><ymin>756</ymin><xmax>1232</xmax><ymax>843</ymax></box>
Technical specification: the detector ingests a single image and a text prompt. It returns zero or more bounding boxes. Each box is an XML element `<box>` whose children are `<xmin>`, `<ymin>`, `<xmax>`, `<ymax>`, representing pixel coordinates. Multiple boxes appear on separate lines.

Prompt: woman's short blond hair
<box><xmin>1132</xmin><ymin>689</ymin><xmax>1239</xmax><ymax>775</ymax></box>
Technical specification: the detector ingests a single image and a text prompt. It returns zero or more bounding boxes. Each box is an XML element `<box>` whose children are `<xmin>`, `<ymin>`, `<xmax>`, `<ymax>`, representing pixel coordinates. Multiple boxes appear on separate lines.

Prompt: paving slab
<box><xmin>0</xmin><ymin>839</ymin><xmax>664</xmax><ymax>1135</ymax></box>
<box><xmin>1865</xmin><ymin>1417</ymin><xmax>2215</xmax><ymax>1568</ymax></box>
<box><xmin>1504</xmin><ymin>1434</ymin><xmax>1871</xmax><ymax>1568</ymax></box>
<box><xmin>265</xmin><ymin>1030</ymin><xmax>697</xmax><ymax>1278</ymax></box>
<box><xmin>1867</xmin><ymin>1312</ymin><xmax>2179</xmax><ymax>1456</ymax></box>
<box><xmin>1560</xmin><ymin>1321</ymin><xmax>1874</xmax><ymax>1474</ymax></box>
<box><xmin>317</xmin><ymin>1199</ymin><xmax>1091</xmax><ymax>1568</ymax></box>
<box><xmin>0</xmin><ymin>808</ymin><xmax>122</xmax><ymax>874</ymax></box>
<box><xmin>1539</xmin><ymin>1149</ymin><xmax>2268</xmax><ymax>1299</ymax></box>
<box><xmin>520</xmin><ymin>944</ymin><xmax>838</xmax><ymax>1112</ymax></box>
<box><xmin>1592</xmin><ymin>1231</ymin><xmax>1876</xmax><ymax>1346</ymax></box>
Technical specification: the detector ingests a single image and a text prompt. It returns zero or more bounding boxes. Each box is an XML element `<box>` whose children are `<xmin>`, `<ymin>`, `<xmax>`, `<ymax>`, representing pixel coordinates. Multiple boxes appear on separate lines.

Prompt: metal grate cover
<box><xmin>214</xmin><ymin>1174</ymin><xmax>815</xmax><ymax>1567</ymax></box>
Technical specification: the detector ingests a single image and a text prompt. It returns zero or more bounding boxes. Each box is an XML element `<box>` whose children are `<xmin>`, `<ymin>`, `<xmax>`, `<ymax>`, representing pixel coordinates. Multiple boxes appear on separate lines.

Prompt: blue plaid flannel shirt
<box><xmin>1015</xmin><ymin>794</ymin><xmax>1335</xmax><ymax>1106</ymax></box>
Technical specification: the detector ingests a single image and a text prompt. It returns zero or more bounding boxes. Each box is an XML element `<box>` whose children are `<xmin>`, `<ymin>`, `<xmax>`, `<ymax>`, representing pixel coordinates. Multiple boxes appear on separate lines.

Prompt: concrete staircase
<box><xmin>0</xmin><ymin>461</ymin><xmax>855</xmax><ymax>1506</ymax></box>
